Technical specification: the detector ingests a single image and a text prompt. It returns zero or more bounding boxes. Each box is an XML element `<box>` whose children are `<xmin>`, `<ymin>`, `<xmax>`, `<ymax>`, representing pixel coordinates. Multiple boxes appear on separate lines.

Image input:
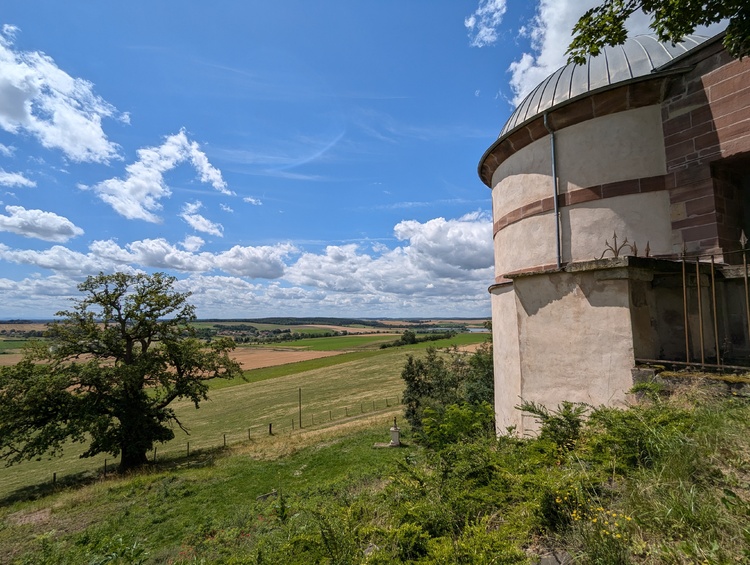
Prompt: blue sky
<box><xmin>0</xmin><ymin>1</ymin><xmax>719</xmax><ymax>319</ymax></box>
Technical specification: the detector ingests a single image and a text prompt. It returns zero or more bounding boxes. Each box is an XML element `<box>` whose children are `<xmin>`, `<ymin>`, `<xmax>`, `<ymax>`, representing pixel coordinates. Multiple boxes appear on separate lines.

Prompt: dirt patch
<box><xmin>0</xmin><ymin>322</ymin><xmax>48</xmax><ymax>333</ymax></box>
<box><xmin>230</xmin><ymin>348</ymin><xmax>341</xmax><ymax>371</ymax></box>
<box><xmin>0</xmin><ymin>347</ymin><xmax>339</xmax><ymax>370</ymax></box>
<box><xmin>6</xmin><ymin>507</ymin><xmax>51</xmax><ymax>526</ymax></box>
<box><xmin>0</xmin><ymin>352</ymin><xmax>24</xmax><ymax>366</ymax></box>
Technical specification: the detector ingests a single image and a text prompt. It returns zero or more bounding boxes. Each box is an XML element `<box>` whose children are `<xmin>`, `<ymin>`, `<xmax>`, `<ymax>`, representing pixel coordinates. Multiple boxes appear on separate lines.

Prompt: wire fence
<box><xmin>49</xmin><ymin>393</ymin><xmax>403</xmax><ymax>484</ymax></box>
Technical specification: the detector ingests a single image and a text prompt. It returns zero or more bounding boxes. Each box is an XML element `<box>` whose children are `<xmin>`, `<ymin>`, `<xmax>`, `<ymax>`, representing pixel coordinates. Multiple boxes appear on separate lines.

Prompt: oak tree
<box><xmin>0</xmin><ymin>272</ymin><xmax>242</xmax><ymax>471</ymax></box>
<box><xmin>567</xmin><ymin>1</ymin><xmax>749</xmax><ymax>64</ymax></box>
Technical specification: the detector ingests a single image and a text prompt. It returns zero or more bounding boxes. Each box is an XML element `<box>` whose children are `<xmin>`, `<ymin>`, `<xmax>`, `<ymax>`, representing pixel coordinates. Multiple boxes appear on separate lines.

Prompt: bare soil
<box><xmin>230</xmin><ymin>348</ymin><xmax>340</xmax><ymax>370</ymax></box>
<box><xmin>0</xmin><ymin>347</ymin><xmax>339</xmax><ymax>369</ymax></box>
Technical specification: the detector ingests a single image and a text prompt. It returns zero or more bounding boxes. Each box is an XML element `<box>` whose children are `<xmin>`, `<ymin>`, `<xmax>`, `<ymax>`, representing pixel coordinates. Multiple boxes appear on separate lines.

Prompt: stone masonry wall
<box><xmin>663</xmin><ymin>42</ymin><xmax>750</xmax><ymax>257</ymax></box>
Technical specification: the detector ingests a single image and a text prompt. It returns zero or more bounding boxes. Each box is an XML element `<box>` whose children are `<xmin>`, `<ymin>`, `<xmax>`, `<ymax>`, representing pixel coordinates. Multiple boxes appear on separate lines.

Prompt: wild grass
<box><xmin>0</xmin><ymin>340</ymin><xmax>31</xmax><ymax>353</ymax></box>
<box><xmin>0</xmin><ymin>381</ymin><xmax>748</xmax><ymax>563</ymax></box>
<box><xmin>0</xmin><ymin>344</ymin><xmax>416</xmax><ymax>501</ymax></box>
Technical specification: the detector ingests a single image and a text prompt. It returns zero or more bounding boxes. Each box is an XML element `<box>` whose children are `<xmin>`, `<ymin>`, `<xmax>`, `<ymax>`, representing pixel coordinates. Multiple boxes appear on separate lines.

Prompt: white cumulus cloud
<box><xmin>180</xmin><ymin>201</ymin><xmax>224</xmax><ymax>237</ymax></box>
<box><xmin>0</xmin><ymin>25</ymin><xmax>124</xmax><ymax>163</ymax></box>
<box><xmin>465</xmin><ymin>0</ymin><xmax>507</xmax><ymax>48</ymax></box>
<box><xmin>243</xmin><ymin>196</ymin><xmax>262</xmax><ymax>206</ymax></box>
<box><xmin>87</xmin><ymin>129</ymin><xmax>231</xmax><ymax>222</ymax></box>
<box><xmin>181</xmin><ymin>235</ymin><xmax>205</xmax><ymax>252</ymax></box>
<box><xmin>286</xmin><ymin>212</ymin><xmax>493</xmax><ymax>297</ymax></box>
<box><xmin>0</xmin><ymin>205</ymin><xmax>83</xmax><ymax>242</ymax></box>
<box><xmin>0</xmin><ymin>169</ymin><xmax>34</xmax><ymax>187</ymax></box>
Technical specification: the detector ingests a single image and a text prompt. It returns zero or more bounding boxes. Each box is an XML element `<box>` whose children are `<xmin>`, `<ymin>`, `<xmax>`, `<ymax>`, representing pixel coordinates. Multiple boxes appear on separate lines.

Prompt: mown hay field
<box><xmin>0</xmin><ymin>333</ymin><xmax>490</xmax><ymax>500</ymax></box>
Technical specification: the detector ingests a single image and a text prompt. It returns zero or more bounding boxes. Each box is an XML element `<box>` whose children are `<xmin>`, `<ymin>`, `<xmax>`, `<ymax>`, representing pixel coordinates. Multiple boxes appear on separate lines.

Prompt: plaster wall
<box><xmin>561</xmin><ymin>192</ymin><xmax>673</xmax><ymax>264</ymax></box>
<box><xmin>512</xmin><ymin>271</ymin><xmax>635</xmax><ymax>434</ymax></box>
<box><xmin>491</xmin><ymin>137</ymin><xmax>552</xmax><ymax>217</ymax></box>
<box><xmin>556</xmin><ymin>106</ymin><xmax>667</xmax><ymax>192</ymax></box>
<box><xmin>490</xmin><ymin>285</ymin><xmax>523</xmax><ymax>431</ymax></box>
<box><xmin>495</xmin><ymin>212</ymin><xmax>558</xmax><ymax>276</ymax></box>
<box><xmin>490</xmin><ymin>106</ymin><xmax>666</xmax><ymax>228</ymax></box>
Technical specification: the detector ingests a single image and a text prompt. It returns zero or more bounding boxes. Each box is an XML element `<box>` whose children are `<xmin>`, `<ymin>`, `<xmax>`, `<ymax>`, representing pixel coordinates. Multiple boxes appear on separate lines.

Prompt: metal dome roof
<box><xmin>500</xmin><ymin>34</ymin><xmax>710</xmax><ymax>137</ymax></box>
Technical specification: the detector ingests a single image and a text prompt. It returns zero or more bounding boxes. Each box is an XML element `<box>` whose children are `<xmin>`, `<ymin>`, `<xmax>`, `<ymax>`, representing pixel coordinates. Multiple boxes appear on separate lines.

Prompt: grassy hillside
<box><xmin>1</xmin><ymin>381</ymin><xmax>748</xmax><ymax>564</ymax></box>
<box><xmin>0</xmin><ymin>334</ymin><xmax>487</xmax><ymax>500</ymax></box>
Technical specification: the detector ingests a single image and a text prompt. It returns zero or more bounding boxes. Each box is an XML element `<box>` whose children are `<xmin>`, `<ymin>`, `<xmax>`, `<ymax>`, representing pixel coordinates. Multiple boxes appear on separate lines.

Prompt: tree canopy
<box><xmin>567</xmin><ymin>1</ymin><xmax>748</xmax><ymax>64</ymax></box>
<box><xmin>0</xmin><ymin>272</ymin><xmax>242</xmax><ymax>471</ymax></box>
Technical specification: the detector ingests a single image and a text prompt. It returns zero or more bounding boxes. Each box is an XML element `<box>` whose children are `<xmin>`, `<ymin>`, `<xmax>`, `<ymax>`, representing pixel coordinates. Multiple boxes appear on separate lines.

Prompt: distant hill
<box><xmin>198</xmin><ymin>317</ymin><xmax>390</xmax><ymax>327</ymax></box>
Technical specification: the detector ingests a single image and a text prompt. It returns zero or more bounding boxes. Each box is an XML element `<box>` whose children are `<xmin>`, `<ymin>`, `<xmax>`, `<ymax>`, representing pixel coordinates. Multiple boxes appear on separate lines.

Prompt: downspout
<box><xmin>544</xmin><ymin>112</ymin><xmax>562</xmax><ymax>269</ymax></box>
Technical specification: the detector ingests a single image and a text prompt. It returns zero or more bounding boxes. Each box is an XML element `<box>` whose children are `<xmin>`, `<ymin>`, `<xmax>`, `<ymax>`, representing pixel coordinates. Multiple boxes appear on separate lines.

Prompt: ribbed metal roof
<box><xmin>500</xmin><ymin>34</ymin><xmax>710</xmax><ymax>137</ymax></box>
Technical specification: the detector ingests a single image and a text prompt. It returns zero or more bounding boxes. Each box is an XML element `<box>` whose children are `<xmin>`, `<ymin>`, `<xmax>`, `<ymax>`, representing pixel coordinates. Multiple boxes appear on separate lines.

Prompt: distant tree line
<box><xmin>198</xmin><ymin>317</ymin><xmax>388</xmax><ymax>328</ymax></box>
<box><xmin>379</xmin><ymin>330</ymin><xmax>457</xmax><ymax>349</ymax></box>
<box><xmin>0</xmin><ymin>329</ymin><xmax>45</xmax><ymax>338</ymax></box>
<box><xmin>194</xmin><ymin>324</ymin><xmax>352</xmax><ymax>345</ymax></box>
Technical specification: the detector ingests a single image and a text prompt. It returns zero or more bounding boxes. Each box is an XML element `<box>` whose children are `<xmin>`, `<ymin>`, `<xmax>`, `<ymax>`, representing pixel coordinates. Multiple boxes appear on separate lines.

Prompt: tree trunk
<box><xmin>119</xmin><ymin>441</ymin><xmax>149</xmax><ymax>471</ymax></box>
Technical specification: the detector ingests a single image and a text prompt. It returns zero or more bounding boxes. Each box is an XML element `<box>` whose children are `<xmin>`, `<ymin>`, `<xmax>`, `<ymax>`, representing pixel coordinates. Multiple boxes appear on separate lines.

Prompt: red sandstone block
<box><xmin>522</xmin><ymin>200</ymin><xmax>543</xmax><ymax>216</ymax></box>
<box><xmin>508</xmin><ymin>127</ymin><xmax>533</xmax><ymax>153</ymax></box>
<box><xmin>601</xmin><ymin>179</ymin><xmax>638</xmax><ymax>198</ymax></box>
<box><xmin>639</xmin><ymin>176</ymin><xmax>666</xmax><ymax>193</ymax></box>
<box><xmin>567</xmin><ymin>186</ymin><xmax>602</xmax><ymax>205</ymax></box>
<box><xmin>540</xmin><ymin>196</ymin><xmax>554</xmax><ymax>212</ymax></box>
<box><xmin>663</xmin><ymin>113</ymin><xmax>692</xmax><ymax>137</ymax></box>
<box><xmin>669</xmin><ymin>182</ymin><xmax>714</xmax><ymax>204</ymax></box>
<box><xmin>709</xmin><ymin>72</ymin><xmax>750</xmax><ymax>103</ymax></box>
<box><xmin>702</xmin><ymin>58</ymin><xmax>750</xmax><ymax>86</ymax></box>
<box><xmin>713</xmin><ymin>107</ymin><xmax>750</xmax><ymax>131</ymax></box>
<box><xmin>665</xmin><ymin>121</ymin><xmax>715</xmax><ymax>147</ymax></box>
<box><xmin>667</xmin><ymin>91</ymin><xmax>710</xmax><ymax>116</ymax></box>
<box><xmin>710</xmin><ymin>87</ymin><xmax>750</xmax><ymax>122</ymax></box>
<box><xmin>681</xmin><ymin>224</ymin><xmax>720</xmax><ymax>242</ymax></box>
<box><xmin>685</xmin><ymin>195</ymin><xmax>716</xmax><ymax>217</ymax></box>
<box><xmin>693</xmin><ymin>131</ymin><xmax>721</xmax><ymax>151</ymax></box>
<box><xmin>548</xmin><ymin>98</ymin><xmax>594</xmax><ymax>130</ymax></box>
<box><xmin>674</xmin><ymin>165</ymin><xmax>712</xmax><ymax>187</ymax></box>
<box><xmin>720</xmin><ymin>134</ymin><xmax>750</xmax><ymax>158</ymax></box>
<box><xmin>689</xmin><ymin>104</ymin><xmax>714</xmax><ymax>127</ymax></box>
<box><xmin>526</xmin><ymin>118</ymin><xmax>548</xmax><ymax>142</ymax></box>
<box><xmin>673</xmin><ymin>213</ymin><xmax>715</xmax><ymax>230</ymax></box>
<box><xmin>717</xmin><ymin>120</ymin><xmax>750</xmax><ymax>144</ymax></box>
<box><xmin>665</xmin><ymin>138</ymin><xmax>695</xmax><ymax>160</ymax></box>
<box><xmin>629</xmin><ymin>80</ymin><xmax>663</xmax><ymax>108</ymax></box>
<box><xmin>592</xmin><ymin>86</ymin><xmax>628</xmax><ymax>116</ymax></box>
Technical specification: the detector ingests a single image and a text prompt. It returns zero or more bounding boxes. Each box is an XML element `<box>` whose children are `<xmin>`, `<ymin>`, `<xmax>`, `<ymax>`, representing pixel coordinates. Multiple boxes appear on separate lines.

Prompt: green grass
<box><xmin>274</xmin><ymin>334</ymin><xmax>396</xmax><ymax>350</ymax></box>
<box><xmin>0</xmin><ymin>417</ymin><xmax>412</xmax><ymax>564</ymax></box>
<box><xmin>1</xmin><ymin>376</ymin><xmax>748</xmax><ymax>563</ymax></box>
<box><xmin>0</xmin><ymin>334</ymin><xmax>484</xmax><ymax>499</ymax></box>
<box><xmin>0</xmin><ymin>345</ymin><xmax>417</xmax><ymax>500</ymax></box>
<box><xmin>0</xmin><ymin>339</ymin><xmax>33</xmax><ymax>352</ymax></box>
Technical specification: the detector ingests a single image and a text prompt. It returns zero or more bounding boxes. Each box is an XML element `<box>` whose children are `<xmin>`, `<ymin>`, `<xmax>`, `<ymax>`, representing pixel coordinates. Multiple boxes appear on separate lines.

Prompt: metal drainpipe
<box><xmin>544</xmin><ymin>112</ymin><xmax>562</xmax><ymax>269</ymax></box>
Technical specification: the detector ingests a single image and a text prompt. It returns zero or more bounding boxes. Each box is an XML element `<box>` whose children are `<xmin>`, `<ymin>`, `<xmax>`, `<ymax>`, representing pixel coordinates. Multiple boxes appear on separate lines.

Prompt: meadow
<box><xmin>0</xmin><ymin>332</ymin><xmax>488</xmax><ymax>501</ymax></box>
<box><xmin>2</xmin><ymin>373</ymin><xmax>748</xmax><ymax>564</ymax></box>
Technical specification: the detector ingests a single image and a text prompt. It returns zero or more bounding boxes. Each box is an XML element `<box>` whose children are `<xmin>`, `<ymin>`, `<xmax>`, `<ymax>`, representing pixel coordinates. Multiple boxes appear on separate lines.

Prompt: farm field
<box><xmin>0</xmin><ymin>333</ymin><xmax>488</xmax><ymax>500</ymax></box>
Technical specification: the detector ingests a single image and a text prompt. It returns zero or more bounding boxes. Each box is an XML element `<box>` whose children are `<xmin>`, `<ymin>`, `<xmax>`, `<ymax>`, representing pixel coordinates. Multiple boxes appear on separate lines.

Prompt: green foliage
<box><xmin>568</xmin><ymin>0</ymin><xmax>749</xmax><ymax>64</ymax></box>
<box><xmin>463</xmin><ymin>341</ymin><xmax>494</xmax><ymax>406</ymax></box>
<box><xmin>379</xmin><ymin>329</ymin><xmax>457</xmax><ymax>349</ymax></box>
<box><xmin>0</xmin><ymin>272</ymin><xmax>242</xmax><ymax>471</ymax></box>
<box><xmin>422</xmin><ymin>402</ymin><xmax>495</xmax><ymax>449</ymax></box>
<box><xmin>401</xmin><ymin>347</ymin><xmax>461</xmax><ymax>432</ymax></box>
<box><xmin>517</xmin><ymin>400</ymin><xmax>588</xmax><ymax>451</ymax></box>
<box><xmin>401</xmin><ymin>344</ymin><xmax>494</xmax><ymax>433</ymax></box>
<box><xmin>3</xmin><ymin>379</ymin><xmax>750</xmax><ymax>564</ymax></box>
